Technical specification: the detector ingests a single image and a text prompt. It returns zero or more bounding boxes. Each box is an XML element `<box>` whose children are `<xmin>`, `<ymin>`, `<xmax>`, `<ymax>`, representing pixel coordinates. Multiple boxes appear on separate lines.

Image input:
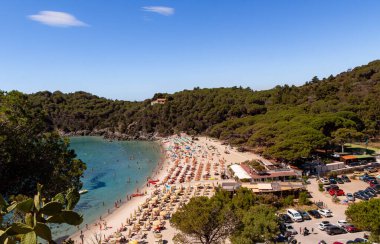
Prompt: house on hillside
<box><xmin>151</xmin><ymin>98</ymin><xmax>167</xmax><ymax>105</ymax></box>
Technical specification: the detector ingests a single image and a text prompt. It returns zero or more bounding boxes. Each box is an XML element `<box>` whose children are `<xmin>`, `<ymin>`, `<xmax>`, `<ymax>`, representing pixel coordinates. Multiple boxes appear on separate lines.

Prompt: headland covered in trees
<box><xmin>24</xmin><ymin>59</ymin><xmax>380</xmax><ymax>161</ymax></box>
<box><xmin>1</xmin><ymin>59</ymin><xmax>380</xmax><ymax>243</ymax></box>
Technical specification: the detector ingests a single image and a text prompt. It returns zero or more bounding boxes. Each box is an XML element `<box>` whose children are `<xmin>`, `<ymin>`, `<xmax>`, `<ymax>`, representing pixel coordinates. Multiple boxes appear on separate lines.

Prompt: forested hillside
<box><xmin>14</xmin><ymin>60</ymin><xmax>380</xmax><ymax>160</ymax></box>
<box><xmin>0</xmin><ymin>91</ymin><xmax>86</xmax><ymax>198</ymax></box>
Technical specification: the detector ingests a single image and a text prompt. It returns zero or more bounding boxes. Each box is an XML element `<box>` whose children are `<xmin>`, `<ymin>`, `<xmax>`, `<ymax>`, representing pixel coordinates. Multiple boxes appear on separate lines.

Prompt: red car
<box><xmin>369</xmin><ymin>180</ymin><xmax>379</xmax><ymax>187</ymax></box>
<box><xmin>329</xmin><ymin>189</ymin><xmax>345</xmax><ymax>196</ymax></box>
<box><xmin>333</xmin><ymin>242</ymin><xmax>344</xmax><ymax>244</ymax></box>
<box><xmin>344</xmin><ymin>224</ymin><xmax>359</xmax><ymax>233</ymax></box>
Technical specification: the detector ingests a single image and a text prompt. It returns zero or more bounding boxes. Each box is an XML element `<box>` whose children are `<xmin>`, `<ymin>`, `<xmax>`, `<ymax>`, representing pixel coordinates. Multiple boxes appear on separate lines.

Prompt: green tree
<box><xmin>332</xmin><ymin>128</ymin><xmax>364</xmax><ymax>152</ymax></box>
<box><xmin>231</xmin><ymin>205</ymin><xmax>279</xmax><ymax>244</ymax></box>
<box><xmin>346</xmin><ymin>199</ymin><xmax>380</xmax><ymax>242</ymax></box>
<box><xmin>0</xmin><ymin>91</ymin><xmax>86</xmax><ymax>198</ymax></box>
<box><xmin>298</xmin><ymin>191</ymin><xmax>310</xmax><ymax>205</ymax></box>
<box><xmin>0</xmin><ymin>184</ymin><xmax>83</xmax><ymax>244</ymax></box>
<box><xmin>170</xmin><ymin>196</ymin><xmax>238</xmax><ymax>244</ymax></box>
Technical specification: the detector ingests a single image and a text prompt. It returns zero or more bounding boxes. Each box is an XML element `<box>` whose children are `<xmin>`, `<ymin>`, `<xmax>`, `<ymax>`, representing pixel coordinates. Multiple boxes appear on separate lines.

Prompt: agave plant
<box><xmin>0</xmin><ymin>184</ymin><xmax>83</xmax><ymax>244</ymax></box>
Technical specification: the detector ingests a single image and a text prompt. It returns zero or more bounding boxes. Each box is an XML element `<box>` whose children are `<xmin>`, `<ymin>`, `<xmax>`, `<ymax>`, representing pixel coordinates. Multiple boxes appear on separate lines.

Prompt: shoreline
<box><xmin>68</xmin><ymin>135</ymin><xmax>266</xmax><ymax>243</ymax></box>
<box><xmin>69</xmin><ymin>139</ymin><xmax>169</xmax><ymax>243</ymax></box>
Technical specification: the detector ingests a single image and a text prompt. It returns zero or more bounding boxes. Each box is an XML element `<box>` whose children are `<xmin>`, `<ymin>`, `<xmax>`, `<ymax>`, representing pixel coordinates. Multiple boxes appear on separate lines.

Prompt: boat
<box><xmin>79</xmin><ymin>189</ymin><xmax>89</xmax><ymax>195</ymax></box>
<box><xmin>131</xmin><ymin>193</ymin><xmax>144</xmax><ymax>197</ymax></box>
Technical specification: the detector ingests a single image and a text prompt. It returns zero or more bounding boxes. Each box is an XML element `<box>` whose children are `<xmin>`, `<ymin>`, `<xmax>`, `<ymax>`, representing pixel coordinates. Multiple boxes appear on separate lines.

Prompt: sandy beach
<box><xmin>70</xmin><ymin>135</ymin><xmax>265</xmax><ymax>244</ymax></box>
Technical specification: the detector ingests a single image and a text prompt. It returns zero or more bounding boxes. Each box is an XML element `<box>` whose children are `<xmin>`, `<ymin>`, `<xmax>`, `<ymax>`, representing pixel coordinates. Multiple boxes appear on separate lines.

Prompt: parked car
<box><xmin>329</xmin><ymin>178</ymin><xmax>337</xmax><ymax>184</ymax></box>
<box><xmin>346</xmin><ymin>193</ymin><xmax>355</xmax><ymax>201</ymax></box>
<box><xmin>320</xmin><ymin>178</ymin><xmax>330</xmax><ymax>185</ymax></box>
<box><xmin>284</xmin><ymin>224</ymin><xmax>298</xmax><ymax>235</ymax></box>
<box><xmin>359</xmin><ymin>190</ymin><xmax>373</xmax><ymax>199</ymax></box>
<box><xmin>349</xmin><ymin>161</ymin><xmax>360</xmax><ymax>166</ymax></box>
<box><xmin>366</xmin><ymin>187</ymin><xmax>377</xmax><ymax>195</ymax></box>
<box><xmin>329</xmin><ymin>189</ymin><xmax>345</xmax><ymax>196</ymax></box>
<box><xmin>318</xmin><ymin>209</ymin><xmax>332</xmax><ymax>217</ymax></box>
<box><xmin>369</xmin><ymin>180</ymin><xmax>379</xmax><ymax>187</ymax></box>
<box><xmin>307</xmin><ymin>210</ymin><xmax>321</xmax><ymax>218</ymax></box>
<box><xmin>337</xmin><ymin>220</ymin><xmax>348</xmax><ymax>228</ymax></box>
<box><xmin>346</xmin><ymin>238</ymin><xmax>368</xmax><ymax>243</ymax></box>
<box><xmin>342</xmin><ymin>175</ymin><xmax>351</xmax><ymax>182</ymax></box>
<box><xmin>372</xmin><ymin>184</ymin><xmax>380</xmax><ymax>193</ymax></box>
<box><xmin>318</xmin><ymin>221</ymin><xmax>332</xmax><ymax>230</ymax></box>
<box><xmin>364</xmin><ymin>176</ymin><xmax>377</xmax><ymax>183</ymax></box>
<box><xmin>326</xmin><ymin>184</ymin><xmax>339</xmax><ymax>191</ymax></box>
<box><xmin>336</xmin><ymin>177</ymin><xmax>344</xmax><ymax>184</ymax></box>
<box><xmin>325</xmin><ymin>225</ymin><xmax>346</xmax><ymax>235</ymax></box>
<box><xmin>354</xmin><ymin>191</ymin><xmax>369</xmax><ymax>200</ymax></box>
<box><xmin>286</xmin><ymin>209</ymin><xmax>303</xmax><ymax>222</ymax></box>
<box><xmin>353</xmin><ymin>238</ymin><xmax>368</xmax><ymax>243</ymax></box>
<box><xmin>344</xmin><ymin>224</ymin><xmax>359</xmax><ymax>233</ymax></box>
<box><xmin>298</xmin><ymin>210</ymin><xmax>311</xmax><ymax>220</ymax></box>
<box><xmin>364</xmin><ymin>167</ymin><xmax>377</xmax><ymax>173</ymax></box>
<box><xmin>279</xmin><ymin>213</ymin><xmax>293</xmax><ymax>223</ymax></box>
<box><xmin>359</xmin><ymin>174</ymin><xmax>370</xmax><ymax>181</ymax></box>
<box><xmin>364</xmin><ymin>189</ymin><xmax>376</xmax><ymax>197</ymax></box>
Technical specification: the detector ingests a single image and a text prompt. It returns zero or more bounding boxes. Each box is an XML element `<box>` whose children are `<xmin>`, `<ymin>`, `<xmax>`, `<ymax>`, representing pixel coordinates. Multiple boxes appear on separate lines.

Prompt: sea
<box><xmin>54</xmin><ymin>136</ymin><xmax>161</xmax><ymax>241</ymax></box>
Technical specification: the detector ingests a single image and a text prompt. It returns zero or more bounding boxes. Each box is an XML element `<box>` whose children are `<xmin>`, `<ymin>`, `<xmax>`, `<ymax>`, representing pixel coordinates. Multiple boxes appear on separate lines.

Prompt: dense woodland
<box><xmin>2</xmin><ymin>60</ymin><xmax>380</xmax><ymax>167</ymax></box>
<box><xmin>0</xmin><ymin>91</ymin><xmax>86</xmax><ymax>198</ymax></box>
<box><xmin>23</xmin><ymin>60</ymin><xmax>380</xmax><ymax>161</ymax></box>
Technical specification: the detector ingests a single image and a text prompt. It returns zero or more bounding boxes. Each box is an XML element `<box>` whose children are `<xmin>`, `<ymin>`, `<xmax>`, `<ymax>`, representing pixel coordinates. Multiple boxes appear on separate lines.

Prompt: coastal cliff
<box><xmin>59</xmin><ymin>128</ymin><xmax>161</xmax><ymax>141</ymax></box>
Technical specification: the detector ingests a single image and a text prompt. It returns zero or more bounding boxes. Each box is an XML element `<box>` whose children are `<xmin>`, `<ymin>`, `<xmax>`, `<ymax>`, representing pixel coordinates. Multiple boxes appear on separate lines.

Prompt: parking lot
<box><xmin>286</xmin><ymin>177</ymin><xmax>372</xmax><ymax>243</ymax></box>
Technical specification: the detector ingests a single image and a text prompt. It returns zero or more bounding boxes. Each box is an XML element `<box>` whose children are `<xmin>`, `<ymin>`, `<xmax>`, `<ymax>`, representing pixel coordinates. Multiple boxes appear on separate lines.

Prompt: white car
<box><xmin>318</xmin><ymin>209</ymin><xmax>332</xmax><ymax>217</ymax></box>
<box><xmin>286</xmin><ymin>209</ymin><xmax>303</xmax><ymax>222</ymax></box>
<box><xmin>318</xmin><ymin>221</ymin><xmax>332</xmax><ymax>230</ymax></box>
<box><xmin>320</xmin><ymin>178</ymin><xmax>330</xmax><ymax>185</ymax></box>
<box><xmin>337</xmin><ymin>220</ymin><xmax>348</xmax><ymax>227</ymax></box>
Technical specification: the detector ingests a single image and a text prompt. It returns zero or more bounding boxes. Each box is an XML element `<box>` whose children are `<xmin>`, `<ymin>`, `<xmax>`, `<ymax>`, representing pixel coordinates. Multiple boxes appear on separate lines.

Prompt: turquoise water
<box><xmin>54</xmin><ymin>136</ymin><xmax>161</xmax><ymax>240</ymax></box>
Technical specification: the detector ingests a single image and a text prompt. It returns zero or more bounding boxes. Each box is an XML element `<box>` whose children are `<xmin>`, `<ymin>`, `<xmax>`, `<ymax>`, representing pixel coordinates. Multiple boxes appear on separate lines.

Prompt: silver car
<box><xmin>346</xmin><ymin>193</ymin><xmax>355</xmax><ymax>201</ymax></box>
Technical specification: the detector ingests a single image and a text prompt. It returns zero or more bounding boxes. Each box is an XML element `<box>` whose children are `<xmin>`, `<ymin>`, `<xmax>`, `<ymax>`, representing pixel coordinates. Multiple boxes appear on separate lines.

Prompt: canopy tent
<box><xmin>230</xmin><ymin>164</ymin><xmax>252</xmax><ymax>180</ymax></box>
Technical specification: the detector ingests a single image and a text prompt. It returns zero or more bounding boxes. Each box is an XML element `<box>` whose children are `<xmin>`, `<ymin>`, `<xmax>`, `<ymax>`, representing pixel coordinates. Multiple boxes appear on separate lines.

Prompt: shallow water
<box><xmin>54</xmin><ymin>136</ymin><xmax>161</xmax><ymax>241</ymax></box>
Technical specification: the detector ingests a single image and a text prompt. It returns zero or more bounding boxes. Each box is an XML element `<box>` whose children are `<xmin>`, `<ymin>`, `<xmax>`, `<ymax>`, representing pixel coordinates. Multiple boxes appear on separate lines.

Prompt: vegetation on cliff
<box><xmin>23</xmin><ymin>60</ymin><xmax>380</xmax><ymax>161</ymax></box>
<box><xmin>0</xmin><ymin>91</ymin><xmax>86</xmax><ymax>198</ymax></box>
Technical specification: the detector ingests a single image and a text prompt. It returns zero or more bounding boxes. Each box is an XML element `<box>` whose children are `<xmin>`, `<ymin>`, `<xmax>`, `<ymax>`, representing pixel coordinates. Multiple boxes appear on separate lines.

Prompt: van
<box><xmin>286</xmin><ymin>209</ymin><xmax>303</xmax><ymax>222</ymax></box>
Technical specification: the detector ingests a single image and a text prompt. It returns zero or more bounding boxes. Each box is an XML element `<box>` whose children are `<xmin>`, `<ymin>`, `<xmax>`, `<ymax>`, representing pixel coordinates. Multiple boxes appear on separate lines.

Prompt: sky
<box><xmin>1</xmin><ymin>0</ymin><xmax>380</xmax><ymax>101</ymax></box>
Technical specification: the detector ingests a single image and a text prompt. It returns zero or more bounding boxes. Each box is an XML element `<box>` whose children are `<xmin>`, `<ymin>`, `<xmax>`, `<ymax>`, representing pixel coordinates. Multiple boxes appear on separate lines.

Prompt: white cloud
<box><xmin>28</xmin><ymin>11</ymin><xmax>88</xmax><ymax>27</ymax></box>
<box><xmin>142</xmin><ymin>6</ymin><xmax>174</xmax><ymax>16</ymax></box>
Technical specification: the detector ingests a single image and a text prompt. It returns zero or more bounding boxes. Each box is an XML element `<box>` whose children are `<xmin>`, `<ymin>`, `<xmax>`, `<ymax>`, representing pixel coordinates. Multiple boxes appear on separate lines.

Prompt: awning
<box><xmin>230</xmin><ymin>164</ymin><xmax>252</xmax><ymax>180</ymax></box>
<box><xmin>341</xmin><ymin>155</ymin><xmax>356</xmax><ymax>160</ymax></box>
<box><xmin>257</xmin><ymin>183</ymin><xmax>272</xmax><ymax>190</ymax></box>
<box><xmin>355</xmin><ymin>155</ymin><xmax>375</xmax><ymax>159</ymax></box>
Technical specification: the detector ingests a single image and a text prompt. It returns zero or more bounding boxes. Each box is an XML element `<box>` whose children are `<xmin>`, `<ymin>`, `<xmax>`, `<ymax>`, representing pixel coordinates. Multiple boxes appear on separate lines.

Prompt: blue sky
<box><xmin>1</xmin><ymin>0</ymin><xmax>380</xmax><ymax>101</ymax></box>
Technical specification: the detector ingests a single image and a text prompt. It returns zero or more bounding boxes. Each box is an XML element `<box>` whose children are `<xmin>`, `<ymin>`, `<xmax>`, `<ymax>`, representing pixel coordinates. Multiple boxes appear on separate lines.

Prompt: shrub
<box><xmin>318</xmin><ymin>183</ymin><xmax>324</xmax><ymax>192</ymax></box>
<box><xmin>281</xmin><ymin>195</ymin><xmax>294</xmax><ymax>207</ymax></box>
<box><xmin>298</xmin><ymin>191</ymin><xmax>311</xmax><ymax>205</ymax></box>
<box><xmin>332</xmin><ymin>196</ymin><xmax>340</xmax><ymax>203</ymax></box>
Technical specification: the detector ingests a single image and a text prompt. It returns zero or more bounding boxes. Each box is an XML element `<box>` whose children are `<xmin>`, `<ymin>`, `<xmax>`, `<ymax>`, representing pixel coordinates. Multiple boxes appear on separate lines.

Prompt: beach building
<box><xmin>230</xmin><ymin>164</ymin><xmax>252</xmax><ymax>181</ymax></box>
<box><xmin>340</xmin><ymin>154</ymin><xmax>377</xmax><ymax>164</ymax></box>
<box><xmin>221</xmin><ymin>182</ymin><xmax>241</xmax><ymax>192</ymax></box>
<box><xmin>240</xmin><ymin>162</ymin><xmax>300</xmax><ymax>182</ymax></box>
<box><xmin>151</xmin><ymin>98</ymin><xmax>167</xmax><ymax>105</ymax></box>
<box><xmin>241</xmin><ymin>182</ymin><xmax>305</xmax><ymax>194</ymax></box>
